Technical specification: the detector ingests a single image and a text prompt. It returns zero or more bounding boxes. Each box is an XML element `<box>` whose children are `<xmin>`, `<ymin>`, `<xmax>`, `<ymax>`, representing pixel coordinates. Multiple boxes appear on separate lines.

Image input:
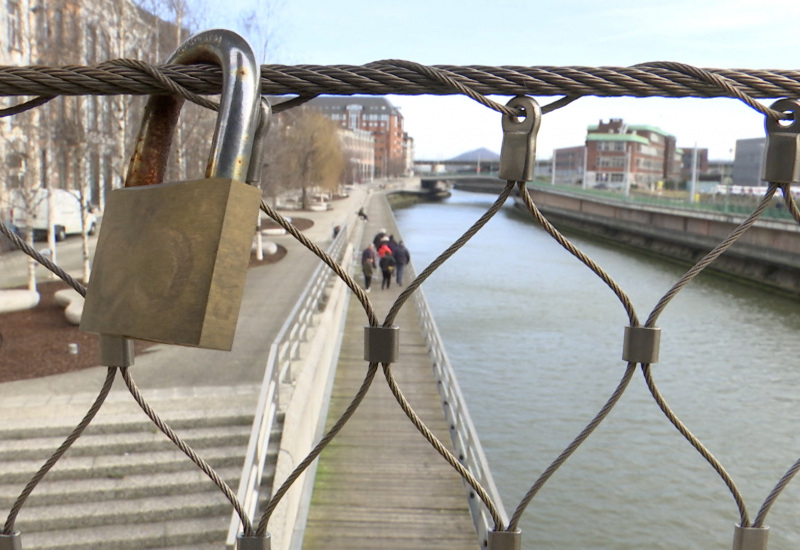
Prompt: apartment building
<box><xmin>552</xmin><ymin>145</ymin><xmax>586</xmax><ymax>185</ymax></box>
<box><xmin>338</xmin><ymin>127</ymin><xmax>375</xmax><ymax>184</ymax></box>
<box><xmin>309</xmin><ymin>96</ymin><xmax>413</xmax><ymax>179</ymax></box>
<box><xmin>0</xmin><ymin>0</ymin><xmax>193</xmax><ymax>211</ymax></box>
<box><xmin>584</xmin><ymin>119</ymin><xmax>680</xmax><ymax>190</ymax></box>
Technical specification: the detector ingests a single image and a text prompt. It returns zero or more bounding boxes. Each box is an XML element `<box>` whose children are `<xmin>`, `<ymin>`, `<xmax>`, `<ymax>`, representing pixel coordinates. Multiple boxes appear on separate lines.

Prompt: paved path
<box><xmin>0</xmin><ymin>183</ymin><xmax>372</xmax><ymax>406</ymax></box>
<box><xmin>302</xmin><ymin>193</ymin><xmax>478</xmax><ymax>550</ymax></box>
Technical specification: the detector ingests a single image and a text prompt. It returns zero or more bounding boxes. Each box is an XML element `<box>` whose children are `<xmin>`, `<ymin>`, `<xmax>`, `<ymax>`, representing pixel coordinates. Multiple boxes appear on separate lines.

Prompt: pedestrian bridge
<box><xmin>4</xmin><ymin>55</ymin><xmax>800</xmax><ymax>550</ymax></box>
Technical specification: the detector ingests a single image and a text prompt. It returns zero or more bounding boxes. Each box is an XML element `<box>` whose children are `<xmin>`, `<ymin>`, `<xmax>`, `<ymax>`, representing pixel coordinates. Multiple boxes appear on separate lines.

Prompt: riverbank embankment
<box><xmin>453</xmin><ymin>179</ymin><xmax>800</xmax><ymax>295</ymax></box>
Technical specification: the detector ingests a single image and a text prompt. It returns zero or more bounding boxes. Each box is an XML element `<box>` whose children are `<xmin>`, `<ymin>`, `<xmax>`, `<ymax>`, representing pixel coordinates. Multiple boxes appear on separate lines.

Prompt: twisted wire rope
<box><xmin>0</xmin><ymin>62</ymin><xmax>794</xmax><ymax>120</ymax></box>
<box><xmin>633</xmin><ymin>62</ymin><xmax>783</xmax><ymax>120</ymax></box>
<box><xmin>3</xmin><ymin>367</ymin><xmax>117</xmax><ymax>534</ymax></box>
<box><xmin>516</xmin><ymin>182</ymin><xmax>639</xmax><ymax>325</ymax></box>
<box><xmin>0</xmin><ymin>222</ymin><xmax>87</xmax><ymax>297</ymax></box>
<box><xmin>782</xmin><ymin>183</ymin><xmax>800</xmax><ymax>225</ymax></box>
<box><xmin>641</xmin><ymin>364</ymin><xmax>750</xmax><ymax>526</ymax></box>
<box><xmin>645</xmin><ymin>184</ymin><xmax>778</xmax><ymax>327</ymax></box>
<box><xmin>119</xmin><ymin>367</ymin><xmax>254</xmax><ymax>535</ymax></box>
<box><xmin>508</xmin><ymin>363</ymin><xmax>638</xmax><ymax>531</ymax></box>
<box><xmin>260</xmin><ymin>200</ymin><xmax>378</xmax><ymax>326</ymax></box>
<box><xmin>381</xmin><ymin>364</ymin><xmax>505</xmax><ymax>529</ymax></box>
<box><xmin>750</xmin><ymin>185</ymin><xmax>800</xmax><ymax>528</ymax></box>
<box><xmin>106</xmin><ymin>59</ymin><xmax>219</xmax><ymax>111</ymax></box>
<box><xmin>754</xmin><ymin>455</ymin><xmax>800</xmax><ymax>528</ymax></box>
<box><xmin>505</xmin><ymin>182</ymin><xmax>643</xmax><ymax>528</ymax></box>
<box><xmin>257</xmin><ymin>362</ymin><xmax>381</xmax><ymax>534</ymax></box>
<box><xmin>633</xmin><ymin>187</ymin><xmax>779</xmax><ymax>527</ymax></box>
<box><xmin>385</xmin><ymin>181</ymin><xmax>516</xmax><ymax>326</ymax></box>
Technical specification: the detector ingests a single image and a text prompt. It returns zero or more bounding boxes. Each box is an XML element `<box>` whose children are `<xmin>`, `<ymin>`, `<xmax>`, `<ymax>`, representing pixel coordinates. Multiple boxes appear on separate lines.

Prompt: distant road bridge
<box><xmin>413</xmin><ymin>158</ymin><xmax>500</xmax><ymax>173</ymax></box>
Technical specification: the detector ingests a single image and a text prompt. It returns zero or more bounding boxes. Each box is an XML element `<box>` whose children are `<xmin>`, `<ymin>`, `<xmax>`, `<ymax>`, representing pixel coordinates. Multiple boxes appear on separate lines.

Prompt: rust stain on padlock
<box><xmin>127</xmin><ymin>95</ymin><xmax>183</xmax><ymax>188</ymax></box>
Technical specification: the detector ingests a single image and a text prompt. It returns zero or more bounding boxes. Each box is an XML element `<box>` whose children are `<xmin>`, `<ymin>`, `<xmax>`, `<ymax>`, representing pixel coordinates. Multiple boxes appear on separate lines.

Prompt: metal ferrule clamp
<box><xmin>622</xmin><ymin>326</ymin><xmax>661</xmax><ymax>364</ymax></box>
<box><xmin>236</xmin><ymin>534</ymin><xmax>270</xmax><ymax>550</ymax></box>
<box><xmin>733</xmin><ymin>524</ymin><xmax>769</xmax><ymax>550</ymax></box>
<box><xmin>364</xmin><ymin>326</ymin><xmax>400</xmax><ymax>363</ymax></box>
<box><xmin>0</xmin><ymin>532</ymin><xmax>21</xmax><ymax>550</ymax></box>
<box><xmin>488</xmin><ymin>529</ymin><xmax>521</xmax><ymax>550</ymax></box>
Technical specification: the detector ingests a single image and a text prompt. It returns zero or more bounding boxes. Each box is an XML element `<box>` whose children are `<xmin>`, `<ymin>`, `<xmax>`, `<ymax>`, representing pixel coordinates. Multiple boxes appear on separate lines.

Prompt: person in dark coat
<box><xmin>379</xmin><ymin>252</ymin><xmax>396</xmax><ymax>290</ymax></box>
<box><xmin>361</xmin><ymin>244</ymin><xmax>377</xmax><ymax>292</ymax></box>
<box><xmin>393</xmin><ymin>240</ymin><xmax>410</xmax><ymax>286</ymax></box>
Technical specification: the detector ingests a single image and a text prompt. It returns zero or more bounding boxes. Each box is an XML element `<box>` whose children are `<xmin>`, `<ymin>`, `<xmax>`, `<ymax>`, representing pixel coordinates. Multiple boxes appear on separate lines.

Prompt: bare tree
<box><xmin>264</xmin><ymin>108</ymin><xmax>344</xmax><ymax>210</ymax></box>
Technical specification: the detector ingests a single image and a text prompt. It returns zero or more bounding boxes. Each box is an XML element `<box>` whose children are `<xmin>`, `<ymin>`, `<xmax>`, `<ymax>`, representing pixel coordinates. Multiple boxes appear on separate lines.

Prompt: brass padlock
<box><xmin>80</xmin><ymin>30</ymin><xmax>264</xmax><ymax>351</ymax></box>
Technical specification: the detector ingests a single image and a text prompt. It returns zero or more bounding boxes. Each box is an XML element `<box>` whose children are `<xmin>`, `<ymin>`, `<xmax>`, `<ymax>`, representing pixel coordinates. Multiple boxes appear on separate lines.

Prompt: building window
<box><xmin>7</xmin><ymin>0</ymin><xmax>22</xmax><ymax>52</ymax></box>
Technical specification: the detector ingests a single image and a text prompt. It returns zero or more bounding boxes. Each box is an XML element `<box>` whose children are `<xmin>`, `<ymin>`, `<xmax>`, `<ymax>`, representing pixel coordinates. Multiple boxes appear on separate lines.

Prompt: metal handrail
<box><xmin>412</xmin><ymin>282</ymin><xmax>509</xmax><ymax>548</ymax></box>
<box><xmin>226</xmin><ymin>225</ymin><xmax>349</xmax><ymax>547</ymax></box>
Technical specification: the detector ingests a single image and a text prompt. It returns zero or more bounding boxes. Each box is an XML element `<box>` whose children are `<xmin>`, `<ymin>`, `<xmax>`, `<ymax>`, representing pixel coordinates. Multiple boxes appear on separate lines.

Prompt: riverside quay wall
<box><xmin>453</xmin><ymin>179</ymin><xmax>800</xmax><ymax>295</ymax></box>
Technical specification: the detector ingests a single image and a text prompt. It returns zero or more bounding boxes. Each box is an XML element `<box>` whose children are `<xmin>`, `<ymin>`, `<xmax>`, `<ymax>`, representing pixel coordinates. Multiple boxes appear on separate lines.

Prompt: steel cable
<box><xmin>508</xmin><ymin>363</ymin><xmax>638</xmax><ymax>531</ymax></box>
<box><xmin>641</xmin><ymin>364</ymin><xmax>750</xmax><ymax>526</ymax></box>
<box><xmin>0</xmin><ymin>62</ymin><xmax>793</xmax><ymax>120</ymax></box>
<box><xmin>3</xmin><ymin>367</ymin><xmax>117</xmax><ymax>534</ymax></box>
<box><xmin>645</xmin><ymin>184</ymin><xmax>778</xmax><ymax>327</ymax></box>
<box><xmin>515</xmin><ymin>183</ymin><xmax>639</xmax><ymax>325</ymax></box>
<box><xmin>0</xmin><ymin>222</ymin><xmax>87</xmax><ymax>297</ymax></box>
<box><xmin>385</xmin><ymin>181</ymin><xmax>515</xmax><ymax>326</ymax></box>
<box><xmin>636</xmin><ymin>188</ymin><xmax>779</xmax><ymax>528</ymax></box>
<box><xmin>382</xmin><ymin>364</ymin><xmax>506</xmax><ymax>530</ymax></box>
<box><xmin>119</xmin><ymin>368</ymin><xmax>254</xmax><ymax>535</ymax></box>
<box><xmin>256</xmin><ymin>362</ymin><xmax>381</xmax><ymax>535</ymax></box>
<box><xmin>260</xmin><ymin>200</ymin><xmax>379</xmax><ymax>327</ymax></box>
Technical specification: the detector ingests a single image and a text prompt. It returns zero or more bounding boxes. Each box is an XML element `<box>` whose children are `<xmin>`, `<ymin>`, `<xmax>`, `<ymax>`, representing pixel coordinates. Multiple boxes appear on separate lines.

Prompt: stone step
<box><xmin>0</xmin><ymin>424</ymin><xmax>256</xmax><ymax>461</ymax></box>
<box><xmin>18</xmin><ymin>516</ymin><xmax>230</xmax><ymax>550</ymax></box>
<box><xmin>0</xmin><ymin>407</ymin><xmax>256</xmax><ymax>440</ymax></box>
<box><xmin>15</xmin><ymin>490</ymin><xmax>235</xmax><ymax>532</ymax></box>
<box><xmin>0</xmin><ymin>445</ymin><xmax>251</xmax><ymax>484</ymax></box>
<box><xmin>0</xmin><ymin>466</ymin><xmax>244</xmax><ymax>507</ymax></box>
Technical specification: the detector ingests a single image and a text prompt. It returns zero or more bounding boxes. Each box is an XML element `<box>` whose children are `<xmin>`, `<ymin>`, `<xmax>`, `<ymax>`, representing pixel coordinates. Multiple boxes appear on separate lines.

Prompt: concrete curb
<box><xmin>0</xmin><ymin>289</ymin><xmax>39</xmax><ymax>313</ymax></box>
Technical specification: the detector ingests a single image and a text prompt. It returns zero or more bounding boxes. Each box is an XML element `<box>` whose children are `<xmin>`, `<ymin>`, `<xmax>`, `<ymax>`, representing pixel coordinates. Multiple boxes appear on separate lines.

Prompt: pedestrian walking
<box><xmin>357</xmin><ymin>207</ymin><xmax>368</xmax><ymax>221</ymax></box>
<box><xmin>373</xmin><ymin>229</ymin><xmax>387</xmax><ymax>250</ymax></box>
<box><xmin>379</xmin><ymin>252</ymin><xmax>396</xmax><ymax>290</ymax></box>
<box><xmin>361</xmin><ymin>244</ymin><xmax>377</xmax><ymax>292</ymax></box>
<box><xmin>393</xmin><ymin>240</ymin><xmax>410</xmax><ymax>286</ymax></box>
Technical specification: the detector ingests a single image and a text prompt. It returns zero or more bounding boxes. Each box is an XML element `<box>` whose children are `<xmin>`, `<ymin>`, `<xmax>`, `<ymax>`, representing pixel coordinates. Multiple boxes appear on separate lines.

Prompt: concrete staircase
<box><xmin>0</xmin><ymin>384</ymin><xmax>281</xmax><ymax>549</ymax></box>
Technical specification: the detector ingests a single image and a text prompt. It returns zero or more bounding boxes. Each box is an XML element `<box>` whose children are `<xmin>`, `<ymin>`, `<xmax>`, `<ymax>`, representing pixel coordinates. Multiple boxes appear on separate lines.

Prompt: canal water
<box><xmin>393</xmin><ymin>189</ymin><xmax>800</xmax><ymax>549</ymax></box>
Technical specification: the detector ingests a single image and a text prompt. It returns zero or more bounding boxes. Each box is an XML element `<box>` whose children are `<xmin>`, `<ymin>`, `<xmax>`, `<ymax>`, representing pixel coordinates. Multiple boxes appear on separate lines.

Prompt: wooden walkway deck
<box><xmin>302</xmin><ymin>193</ymin><xmax>479</xmax><ymax>550</ymax></box>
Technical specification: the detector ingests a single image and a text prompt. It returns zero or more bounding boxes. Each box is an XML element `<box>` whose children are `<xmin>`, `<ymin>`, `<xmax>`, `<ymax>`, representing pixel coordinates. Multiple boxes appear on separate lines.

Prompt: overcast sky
<box><xmin>201</xmin><ymin>0</ymin><xmax>800</xmax><ymax>161</ymax></box>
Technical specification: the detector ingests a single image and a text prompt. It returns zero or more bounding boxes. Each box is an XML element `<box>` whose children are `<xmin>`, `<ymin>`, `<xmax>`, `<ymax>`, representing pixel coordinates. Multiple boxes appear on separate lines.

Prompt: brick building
<box><xmin>309</xmin><ymin>97</ymin><xmax>413</xmax><ymax>179</ymax></box>
<box><xmin>584</xmin><ymin>119</ymin><xmax>681</xmax><ymax>190</ymax></box>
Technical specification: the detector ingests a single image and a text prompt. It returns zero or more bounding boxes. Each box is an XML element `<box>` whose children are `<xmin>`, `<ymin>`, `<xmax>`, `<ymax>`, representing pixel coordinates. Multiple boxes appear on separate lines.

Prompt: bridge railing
<box><xmin>226</xmin><ymin>224</ymin><xmax>350</xmax><ymax>548</ymax></box>
<box><xmin>411</xmin><ymin>281</ymin><xmax>509</xmax><ymax>546</ymax></box>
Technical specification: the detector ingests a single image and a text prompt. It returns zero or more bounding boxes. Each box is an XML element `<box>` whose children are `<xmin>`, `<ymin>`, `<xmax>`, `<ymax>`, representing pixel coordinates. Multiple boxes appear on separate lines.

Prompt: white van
<box><xmin>9</xmin><ymin>188</ymin><xmax>97</xmax><ymax>241</ymax></box>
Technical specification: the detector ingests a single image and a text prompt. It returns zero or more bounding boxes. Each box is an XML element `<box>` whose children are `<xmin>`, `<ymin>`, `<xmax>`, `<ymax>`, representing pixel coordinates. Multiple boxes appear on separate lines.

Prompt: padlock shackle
<box><xmin>125</xmin><ymin>29</ymin><xmax>261</xmax><ymax>187</ymax></box>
